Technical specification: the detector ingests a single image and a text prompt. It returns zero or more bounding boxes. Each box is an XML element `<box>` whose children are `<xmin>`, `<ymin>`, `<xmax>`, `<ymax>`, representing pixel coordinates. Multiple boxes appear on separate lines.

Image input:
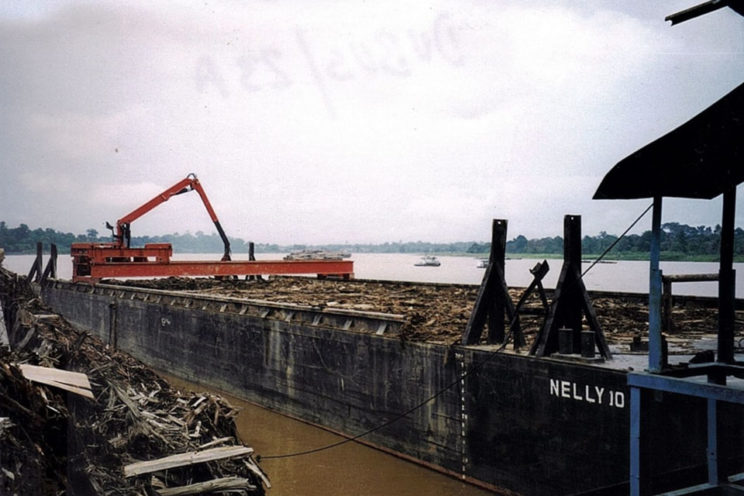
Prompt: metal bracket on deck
<box><xmin>462</xmin><ymin>219</ymin><xmax>542</xmax><ymax>349</ymax></box>
<box><xmin>530</xmin><ymin>215</ymin><xmax>612</xmax><ymax>360</ymax></box>
<box><xmin>27</xmin><ymin>243</ymin><xmax>58</xmax><ymax>284</ymax></box>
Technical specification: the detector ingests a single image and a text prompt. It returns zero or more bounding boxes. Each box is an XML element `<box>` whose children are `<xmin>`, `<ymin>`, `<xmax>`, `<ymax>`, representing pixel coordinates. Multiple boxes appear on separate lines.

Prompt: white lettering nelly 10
<box><xmin>549</xmin><ymin>379</ymin><xmax>625</xmax><ymax>409</ymax></box>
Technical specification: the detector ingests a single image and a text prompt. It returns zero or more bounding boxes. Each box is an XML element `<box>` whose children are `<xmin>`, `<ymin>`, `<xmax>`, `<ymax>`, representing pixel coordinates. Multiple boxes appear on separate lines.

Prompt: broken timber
<box><xmin>18</xmin><ymin>363</ymin><xmax>94</xmax><ymax>399</ymax></box>
<box><xmin>124</xmin><ymin>445</ymin><xmax>254</xmax><ymax>478</ymax></box>
<box><xmin>157</xmin><ymin>476</ymin><xmax>257</xmax><ymax>496</ymax></box>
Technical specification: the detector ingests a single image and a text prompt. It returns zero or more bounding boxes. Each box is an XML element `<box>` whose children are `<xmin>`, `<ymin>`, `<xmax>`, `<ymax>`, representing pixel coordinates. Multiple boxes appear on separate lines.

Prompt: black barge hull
<box><xmin>41</xmin><ymin>280</ymin><xmax>744</xmax><ymax>495</ymax></box>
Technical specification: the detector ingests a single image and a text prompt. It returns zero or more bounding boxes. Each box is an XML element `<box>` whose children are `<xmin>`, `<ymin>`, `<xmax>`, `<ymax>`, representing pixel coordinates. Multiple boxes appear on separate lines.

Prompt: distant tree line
<box><xmin>0</xmin><ymin>222</ymin><xmax>255</xmax><ymax>255</ymax></box>
<box><xmin>466</xmin><ymin>222</ymin><xmax>744</xmax><ymax>260</ymax></box>
<box><xmin>0</xmin><ymin>222</ymin><xmax>480</xmax><ymax>255</ymax></box>
<box><xmin>1</xmin><ymin>220</ymin><xmax>742</xmax><ymax>260</ymax></box>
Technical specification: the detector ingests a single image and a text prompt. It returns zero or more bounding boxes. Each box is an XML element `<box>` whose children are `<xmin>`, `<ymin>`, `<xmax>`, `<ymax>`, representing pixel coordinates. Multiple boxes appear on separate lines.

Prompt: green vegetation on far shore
<box><xmin>467</xmin><ymin>252</ymin><xmax>743</xmax><ymax>263</ymax></box>
<box><xmin>1</xmin><ymin>220</ymin><xmax>743</xmax><ymax>263</ymax></box>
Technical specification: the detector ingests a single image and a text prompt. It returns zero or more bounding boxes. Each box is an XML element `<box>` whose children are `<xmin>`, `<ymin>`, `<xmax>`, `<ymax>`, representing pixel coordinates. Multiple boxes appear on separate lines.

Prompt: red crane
<box><xmin>71</xmin><ymin>174</ymin><xmax>353</xmax><ymax>283</ymax></box>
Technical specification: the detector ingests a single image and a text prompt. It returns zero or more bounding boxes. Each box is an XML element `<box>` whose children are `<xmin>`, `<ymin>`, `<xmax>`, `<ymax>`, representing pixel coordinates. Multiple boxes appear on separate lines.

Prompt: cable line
<box><xmin>582</xmin><ymin>202</ymin><xmax>653</xmax><ymax>277</ymax></box>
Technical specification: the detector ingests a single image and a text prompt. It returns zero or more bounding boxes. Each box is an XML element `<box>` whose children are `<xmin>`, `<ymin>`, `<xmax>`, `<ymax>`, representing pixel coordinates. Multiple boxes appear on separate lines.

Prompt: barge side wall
<box><xmin>40</xmin><ymin>281</ymin><xmax>743</xmax><ymax>495</ymax></box>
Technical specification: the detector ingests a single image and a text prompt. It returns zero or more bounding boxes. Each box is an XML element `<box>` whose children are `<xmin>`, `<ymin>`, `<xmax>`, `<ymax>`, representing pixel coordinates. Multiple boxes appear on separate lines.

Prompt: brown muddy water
<box><xmin>163</xmin><ymin>374</ymin><xmax>494</xmax><ymax>496</ymax></box>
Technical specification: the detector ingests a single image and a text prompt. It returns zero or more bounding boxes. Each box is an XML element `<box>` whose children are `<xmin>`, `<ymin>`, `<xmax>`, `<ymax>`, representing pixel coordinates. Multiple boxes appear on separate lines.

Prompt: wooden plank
<box><xmin>662</xmin><ymin>273</ymin><xmax>718</xmax><ymax>282</ymax></box>
<box><xmin>243</xmin><ymin>456</ymin><xmax>271</xmax><ymax>489</ymax></box>
<box><xmin>124</xmin><ymin>445</ymin><xmax>254</xmax><ymax>478</ymax></box>
<box><xmin>158</xmin><ymin>476</ymin><xmax>256</xmax><ymax>495</ymax></box>
<box><xmin>0</xmin><ymin>299</ymin><xmax>8</xmax><ymax>348</ymax></box>
<box><xmin>20</xmin><ymin>374</ymin><xmax>94</xmax><ymax>399</ymax></box>
<box><xmin>18</xmin><ymin>364</ymin><xmax>94</xmax><ymax>399</ymax></box>
<box><xmin>19</xmin><ymin>364</ymin><xmax>91</xmax><ymax>388</ymax></box>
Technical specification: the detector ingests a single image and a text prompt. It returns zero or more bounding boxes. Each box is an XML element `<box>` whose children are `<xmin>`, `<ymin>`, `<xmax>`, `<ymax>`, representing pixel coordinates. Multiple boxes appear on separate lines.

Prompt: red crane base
<box><xmin>72</xmin><ymin>259</ymin><xmax>354</xmax><ymax>283</ymax></box>
<box><xmin>71</xmin><ymin>243</ymin><xmax>353</xmax><ymax>283</ymax></box>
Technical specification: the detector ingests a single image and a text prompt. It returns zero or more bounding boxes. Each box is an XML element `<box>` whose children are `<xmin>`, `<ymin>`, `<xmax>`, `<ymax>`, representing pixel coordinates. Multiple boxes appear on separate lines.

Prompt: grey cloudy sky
<box><xmin>1</xmin><ymin>1</ymin><xmax>742</xmax><ymax>245</ymax></box>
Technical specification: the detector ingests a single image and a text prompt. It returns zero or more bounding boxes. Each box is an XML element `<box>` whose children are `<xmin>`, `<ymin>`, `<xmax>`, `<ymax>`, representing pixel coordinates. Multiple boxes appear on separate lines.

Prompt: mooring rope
<box><xmin>581</xmin><ymin>202</ymin><xmax>654</xmax><ymax>277</ymax></box>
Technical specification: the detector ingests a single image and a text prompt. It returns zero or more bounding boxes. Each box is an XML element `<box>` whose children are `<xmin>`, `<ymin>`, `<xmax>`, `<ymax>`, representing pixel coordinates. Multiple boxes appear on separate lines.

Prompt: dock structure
<box><xmin>595</xmin><ymin>80</ymin><xmax>744</xmax><ymax>495</ymax></box>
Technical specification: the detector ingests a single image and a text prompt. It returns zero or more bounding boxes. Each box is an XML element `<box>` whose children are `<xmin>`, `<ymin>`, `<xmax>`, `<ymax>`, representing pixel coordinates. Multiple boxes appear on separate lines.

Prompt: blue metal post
<box><xmin>649</xmin><ymin>196</ymin><xmax>663</xmax><ymax>372</ymax></box>
<box><xmin>707</xmin><ymin>398</ymin><xmax>720</xmax><ymax>485</ymax></box>
<box><xmin>630</xmin><ymin>386</ymin><xmax>641</xmax><ymax>496</ymax></box>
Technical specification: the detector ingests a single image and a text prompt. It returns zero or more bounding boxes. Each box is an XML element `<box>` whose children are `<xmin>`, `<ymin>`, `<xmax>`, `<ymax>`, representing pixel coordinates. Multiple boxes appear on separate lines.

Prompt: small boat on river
<box><xmin>283</xmin><ymin>250</ymin><xmax>350</xmax><ymax>261</ymax></box>
<box><xmin>414</xmin><ymin>255</ymin><xmax>441</xmax><ymax>267</ymax></box>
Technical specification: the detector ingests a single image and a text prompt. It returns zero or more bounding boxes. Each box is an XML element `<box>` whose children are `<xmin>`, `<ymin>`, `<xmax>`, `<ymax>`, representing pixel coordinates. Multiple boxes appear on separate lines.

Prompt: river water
<box><xmin>4</xmin><ymin>252</ymin><xmax>743</xmax><ymax>297</ymax></box>
<box><xmin>163</xmin><ymin>374</ymin><xmax>492</xmax><ymax>496</ymax></box>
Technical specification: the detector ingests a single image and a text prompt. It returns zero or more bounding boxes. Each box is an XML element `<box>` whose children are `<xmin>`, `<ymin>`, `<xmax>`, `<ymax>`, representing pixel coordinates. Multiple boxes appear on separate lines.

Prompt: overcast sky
<box><xmin>1</xmin><ymin>1</ymin><xmax>742</xmax><ymax>245</ymax></box>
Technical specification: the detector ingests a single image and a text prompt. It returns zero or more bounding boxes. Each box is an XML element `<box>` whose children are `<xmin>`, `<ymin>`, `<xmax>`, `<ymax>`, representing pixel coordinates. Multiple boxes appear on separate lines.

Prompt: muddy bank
<box><xmin>0</xmin><ymin>268</ymin><xmax>268</xmax><ymax>495</ymax></box>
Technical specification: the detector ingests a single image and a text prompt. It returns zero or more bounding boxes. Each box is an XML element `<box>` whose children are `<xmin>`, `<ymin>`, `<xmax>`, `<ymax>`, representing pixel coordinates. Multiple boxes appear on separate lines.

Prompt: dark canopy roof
<box><xmin>594</xmin><ymin>81</ymin><xmax>744</xmax><ymax>200</ymax></box>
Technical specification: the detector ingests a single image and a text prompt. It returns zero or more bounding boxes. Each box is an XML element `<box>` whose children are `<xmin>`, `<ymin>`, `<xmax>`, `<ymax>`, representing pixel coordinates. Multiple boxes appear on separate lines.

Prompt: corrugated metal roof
<box><xmin>593</xmin><ymin>82</ymin><xmax>744</xmax><ymax>200</ymax></box>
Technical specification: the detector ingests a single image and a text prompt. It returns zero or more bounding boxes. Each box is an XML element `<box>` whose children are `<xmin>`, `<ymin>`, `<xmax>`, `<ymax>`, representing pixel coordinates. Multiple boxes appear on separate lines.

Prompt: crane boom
<box><xmin>69</xmin><ymin>173</ymin><xmax>354</xmax><ymax>283</ymax></box>
<box><xmin>114</xmin><ymin>173</ymin><xmax>230</xmax><ymax>261</ymax></box>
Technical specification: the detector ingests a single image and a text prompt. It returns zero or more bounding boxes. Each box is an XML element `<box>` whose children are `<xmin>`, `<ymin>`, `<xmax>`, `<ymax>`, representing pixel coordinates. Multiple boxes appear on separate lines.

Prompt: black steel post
<box><xmin>718</xmin><ymin>187</ymin><xmax>736</xmax><ymax>364</ymax></box>
<box><xmin>649</xmin><ymin>197</ymin><xmax>664</xmax><ymax>372</ymax></box>
<box><xmin>487</xmin><ymin>219</ymin><xmax>507</xmax><ymax>344</ymax></box>
<box><xmin>564</xmin><ymin>215</ymin><xmax>583</xmax><ymax>352</ymax></box>
<box><xmin>41</xmin><ymin>244</ymin><xmax>58</xmax><ymax>282</ymax></box>
<box><xmin>27</xmin><ymin>242</ymin><xmax>43</xmax><ymax>282</ymax></box>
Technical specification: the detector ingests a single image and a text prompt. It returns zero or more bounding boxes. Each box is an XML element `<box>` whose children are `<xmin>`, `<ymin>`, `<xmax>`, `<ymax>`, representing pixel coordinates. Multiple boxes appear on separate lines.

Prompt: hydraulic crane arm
<box><xmin>113</xmin><ymin>173</ymin><xmax>231</xmax><ymax>261</ymax></box>
<box><xmin>71</xmin><ymin>172</ymin><xmax>354</xmax><ymax>282</ymax></box>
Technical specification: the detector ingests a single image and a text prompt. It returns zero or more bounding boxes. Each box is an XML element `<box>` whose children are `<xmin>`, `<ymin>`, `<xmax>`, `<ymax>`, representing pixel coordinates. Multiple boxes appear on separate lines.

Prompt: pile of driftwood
<box><xmin>0</xmin><ymin>267</ymin><xmax>268</xmax><ymax>495</ymax></box>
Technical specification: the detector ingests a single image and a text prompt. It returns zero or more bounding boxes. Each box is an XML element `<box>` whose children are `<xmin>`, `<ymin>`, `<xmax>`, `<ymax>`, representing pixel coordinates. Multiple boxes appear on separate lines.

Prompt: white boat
<box><xmin>414</xmin><ymin>256</ymin><xmax>441</xmax><ymax>267</ymax></box>
<box><xmin>283</xmin><ymin>250</ymin><xmax>350</xmax><ymax>261</ymax></box>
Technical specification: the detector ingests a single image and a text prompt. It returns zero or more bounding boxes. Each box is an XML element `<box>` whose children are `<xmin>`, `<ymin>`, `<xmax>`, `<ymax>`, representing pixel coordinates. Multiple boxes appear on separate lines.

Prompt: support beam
<box><xmin>41</xmin><ymin>244</ymin><xmax>57</xmax><ymax>282</ymax></box>
<box><xmin>531</xmin><ymin>215</ymin><xmax>611</xmax><ymax>359</ymax></box>
<box><xmin>27</xmin><ymin>242</ymin><xmax>43</xmax><ymax>282</ymax></box>
<box><xmin>72</xmin><ymin>259</ymin><xmax>354</xmax><ymax>283</ymax></box>
<box><xmin>488</xmin><ymin>219</ymin><xmax>507</xmax><ymax>344</ymax></box>
<box><xmin>649</xmin><ymin>196</ymin><xmax>664</xmax><ymax>372</ymax></box>
<box><xmin>462</xmin><ymin>220</ymin><xmax>521</xmax><ymax>347</ymax></box>
<box><xmin>627</xmin><ymin>373</ymin><xmax>744</xmax><ymax>403</ymax></box>
<box><xmin>707</xmin><ymin>398</ymin><xmax>720</xmax><ymax>485</ymax></box>
<box><xmin>630</xmin><ymin>386</ymin><xmax>641</xmax><ymax>496</ymax></box>
<box><xmin>718</xmin><ymin>187</ymin><xmax>736</xmax><ymax>364</ymax></box>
